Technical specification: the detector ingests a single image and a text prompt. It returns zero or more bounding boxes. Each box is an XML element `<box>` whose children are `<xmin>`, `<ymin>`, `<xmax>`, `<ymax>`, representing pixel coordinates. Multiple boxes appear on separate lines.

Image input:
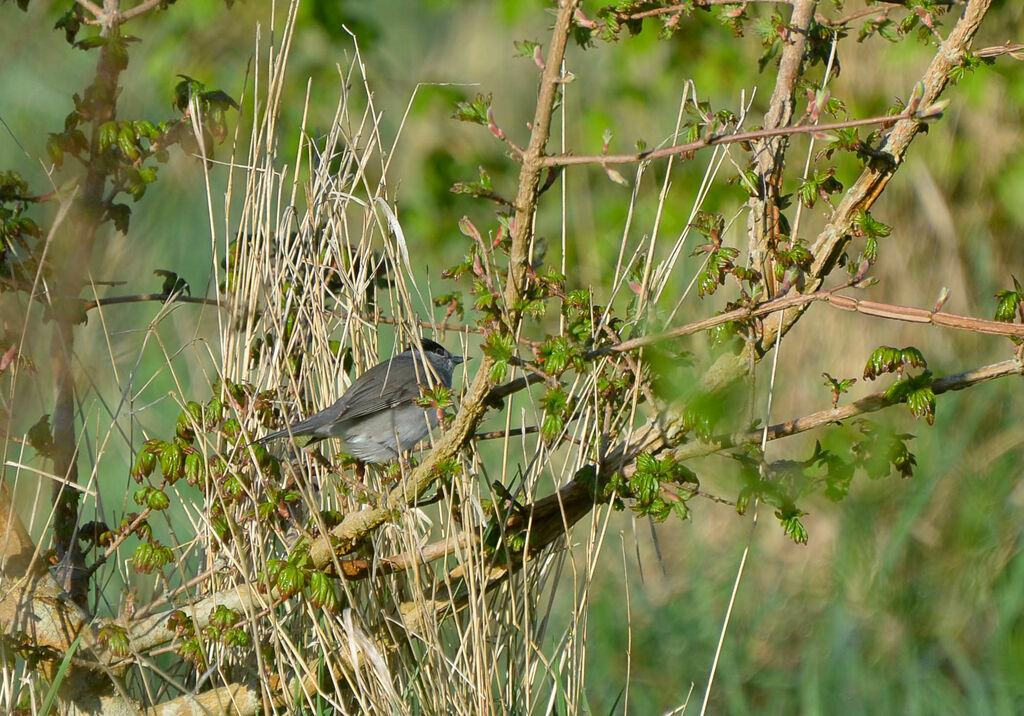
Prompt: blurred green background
<box><xmin>1</xmin><ymin>0</ymin><xmax>1022</xmax><ymax>713</ymax></box>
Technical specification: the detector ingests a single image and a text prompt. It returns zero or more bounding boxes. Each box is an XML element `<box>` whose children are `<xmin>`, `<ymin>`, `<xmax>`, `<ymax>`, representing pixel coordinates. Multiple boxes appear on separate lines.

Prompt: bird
<box><xmin>256</xmin><ymin>339</ymin><xmax>464</xmax><ymax>463</ymax></box>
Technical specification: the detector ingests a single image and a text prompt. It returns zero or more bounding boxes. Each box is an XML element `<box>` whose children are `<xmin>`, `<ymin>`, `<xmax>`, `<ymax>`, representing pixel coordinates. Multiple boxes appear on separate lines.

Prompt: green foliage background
<box><xmin>1</xmin><ymin>0</ymin><xmax>1022</xmax><ymax>712</ymax></box>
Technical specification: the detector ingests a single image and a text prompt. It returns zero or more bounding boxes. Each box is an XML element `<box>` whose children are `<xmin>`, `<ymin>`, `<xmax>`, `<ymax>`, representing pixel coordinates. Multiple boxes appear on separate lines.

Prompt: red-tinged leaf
<box><xmin>0</xmin><ymin>345</ymin><xmax>16</xmax><ymax>372</ymax></box>
<box><xmin>487</xmin><ymin>106</ymin><xmax>504</xmax><ymax>140</ymax></box>
<box><xmin>458</xmin><ymin>216</ymin><xmax>482</xmax><ymax>243</ymax></box>
<box><xmin>533</xmin><ymin>44</ymin><xmax>545</xmax><ymax>70</ymax></box>
<box><xmin>492</xmin><ymin>223</ymin><xmax>506</xmax><ymax>249</ymax></box>
<box><xmin>574</xmin><ymin>8</ymin><xmax>597</xmax><ymax>29</ymax></box>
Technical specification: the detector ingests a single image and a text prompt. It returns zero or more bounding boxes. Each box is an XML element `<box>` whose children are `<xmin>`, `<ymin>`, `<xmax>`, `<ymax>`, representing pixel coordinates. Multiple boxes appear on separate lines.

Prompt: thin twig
<box><xmin>670</xmin><ymin>358</ymin><xmax>1024</xmax><ymax>462</ymax></box>
<box><xmin>589</xmin><ymin>286</ymin><xmax>1024</xmax><ymax>359</ymax></box>
<box><xmin>474</xmin><ymin>425</ymin><xmax>539</xmax><ymax>441</ymax></box>
<box><xmin>611</xmin><ymin>0</ymin><xmax>790</xmax><ymax>22</ymax></box>
<box><xmin>975</xmin><ymin>42</ymin><xmax>1024</xmax><ymax>59</ymax></box>
<box><xmin>74</xmin><ymin>0</ymin><xmax>104</xmax><ymax>20</ymax></box>
<box><xmin>120</xmin><ymin>0</ymin><xmax>172</xmax><ymax>22</ymax></box>
<box><xmin>817</xmin><ymin>2</ymin><xmax>902</xmax><ymax>27</ymax></box>
<box><xmin>541</xmin><ymin>110</ymin><xmax>914</xmax><ymax>167</ymax></box>
<box><xmin>331</xmin><ymin>532</ymin><xmax>477</xmax><ymax>579</ymax></box>
<box><xmin>82</xmin><ymin>507</ymin><xmax>153</xmax><ymax>579</ymax></box>
<box><xmin>83</xmin><ymin>293</ymin><xmax>221</xmax><ymax>311</ymax></box>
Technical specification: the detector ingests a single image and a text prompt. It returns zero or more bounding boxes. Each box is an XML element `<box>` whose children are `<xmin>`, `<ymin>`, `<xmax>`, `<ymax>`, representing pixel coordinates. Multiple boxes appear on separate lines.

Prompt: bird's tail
<box><xmin>251</xmin><ymin>429</ymin><xmax>287</xmax><ymax>446</ymax></box>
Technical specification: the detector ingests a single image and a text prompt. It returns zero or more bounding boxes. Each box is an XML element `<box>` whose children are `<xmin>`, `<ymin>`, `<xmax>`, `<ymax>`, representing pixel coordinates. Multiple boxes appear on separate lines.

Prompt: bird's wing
<box><xmin>258</xmin><ymin>354</ymin><xmax>440</xmax><ymax>442</ymax></box>
<box><xmin>330</xmin><ymin>354</ymin><xmax>436</xmax><ymax>422</ymax></box>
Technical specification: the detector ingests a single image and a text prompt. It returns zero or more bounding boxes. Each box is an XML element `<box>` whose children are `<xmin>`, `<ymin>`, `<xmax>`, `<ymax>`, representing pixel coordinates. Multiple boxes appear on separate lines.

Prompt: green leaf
<box><xmin>538</xmin><ymin>336</ymin><xmax>578</xmax><ymax>375</ymax></box>
<box><xmin>46</xmin><ymin>134</ymin><xmax>64</xmax><ymax>167</ymax></box>
<box><xmin>513</xmin><ymin>39</ymin><xmax>541</xmax><ymax>59</ymax></box>
<box><xmin>994</xmin><ymin>277</ymin><xmax>1023</xmax><ymax>324</ymax></box>
<box><xmin>98</xmin><ymin>624</ymin><xmax>130</xmax><ymax>657</ymax></box>
<box><xmin>885</xmin><ymin>372</ymin><xmax>936</xmax><ymax>425</ymax></box>
<box><xmin>276</xmin><ymin>564</ymin><xmax>306</xmax><ymax>598</ymax></box>
<box><xmin>133</xmin><ymin>541</ymin><xmax>155</xmax><ymax>573</ymax></box>
<box><xmin>777</xmin><ymin>509</ymin><xmax>808</xmax><ymax>545</ymax></box>
<box><xmin>175</xmin><ymin>411</ymin><xmax>195</xmax><ymax>442</ymax></box>
<box><xmin>863</xmin><ymin>345</ymin><xmax>927</xmax><ymax>380</ymax></box>
<box><xmin>98</xmin><ymin>121</ymin><xmax>118</xmax><ymax>152</ymax></box>
<box><xmin>146</xmin><ymin>488</ymin><xmax>170</xmax><ymax>511</ymax></box>
<box><xmin>210</xmin><ymin>605</ymin><xmax>239</xmax><ymax>629</ymax></box>
<box><xmin>200</xmin><ymin>88</ymin><xmax>240</xmax><ymax>110</ymax></box>
<box><xmin>632</xmin><ymin>456</ymin><xmax>660</xmax><ymax>505</ymax></box>
<box><xmin>117</xmin><ymin>125</ymin><xmax>139</xmax><ymax>160</ymax></box>
<box><xmin>134</xmin><ymin>120</ymin><xmax>159</xmax><ymax>140</ymax></box>
<box><xmin>179</xmin><ymin>637</ymin><xmax>207</xmax><ymax>670</ymax></box>
<box><xmin>822</xmin><ymin>372</ymin><xmax>857</xmax><ymax>407</ymax></box>
<box><xmin>483</xmin><ymin>332</ymin><xmax>515</xmax><ymax>383</ymax></box>
<box><xmin>54</xmin><ymin>5</ymin><xmax>84</xmax><ymax>44</ymax></box>
<box><xmin>853</xmin><ymin>210</ymin><xmax>891</xmax><ymax>239</ymax></box>
<box><xmin>131</xmin><ymin>446</ymin><xmax>157</xmax><ymax>482</ymax></box>
<box><xmin>223</xmin><ymin>628</ymin><xmax>250</xmax><ymax>647</ymax></box>
<box><xmin>173</xmin><ymin>75</ymin><xmax>204</xmax><ymax>112</ymax></box>
<box><xmin>452</xmin><ymin>93</ymin><xmax>493</xmax><ymax>126</ymax></box>
<box><xmin>159</xmin><ymin>442</ymin><xmax>183</xmax><ymax>481</ymax></box>
<box><xmin>74</xmin><ymin>35</ymin><xmax>107</xmax><ymax>50</ymax></box>
<box><xmin>308</xmin><ymin>571</ymin><xmax>338</xmax><ymax>611</ymax></box>
<box><xmin>183</xmin><ymin>451</ymin><xmax>205</xmax><ymax>487</ymax></box>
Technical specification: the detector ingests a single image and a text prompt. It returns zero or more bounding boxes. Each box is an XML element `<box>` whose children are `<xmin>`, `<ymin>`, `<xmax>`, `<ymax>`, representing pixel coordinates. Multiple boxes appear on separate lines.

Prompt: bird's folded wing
<box><xmin>331</xmin><ymin>356</ymin><xmax>434</xmax><ymax>422</ymax></box>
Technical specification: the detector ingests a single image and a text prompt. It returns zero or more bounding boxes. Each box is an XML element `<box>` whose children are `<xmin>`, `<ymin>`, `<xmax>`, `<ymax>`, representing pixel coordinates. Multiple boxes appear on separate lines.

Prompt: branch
<box><xmin>117</xmin><ymin>533</ymin><xmax>481</xmax><ymax>715</ymax></box>
<box><xmin>74</xmin><ymin>0</ymin><xmax>104</xmax><ymax>20</ymax></box>
<box><xmin>474</xmin><ymin>425</ymin><xmax>540</xmax><ymax>441</ymax></box>
<box><xmin>372</xmin><ymin>313</ymin><xmax>543</xmax><ymax>348</ymax></box>
<box><xmin>590</xmin><ymin>286</ymin><xmax>1024</xmax><ymax>359</ymax></box>
<box><xmin>670</xmin><ymin>358</ymin><xmax>1024</xmax><ymax>461</ymax></box>
<box><xmin>818</xmin><ymin>2</ymin><xmax>903</xmax><ymax>28</ymax></box>
<box><xmin>332</xmin><ymin>532</ymin><xmax>477</xmax><ymax>579</ymax></box>
<box><xmin>540</xmin><ymin>111</ymin><xmax>912</xmax><ymax>167</ymax></box>
<box><xmin>748</xmin><ymin>0</ymin><xmax>816</xmax><ymax>294</ymax></box>
<box><xmin>120</xmin><ymin>0</ymin><xmax>173</xmax><ymax>22</ymax></box>
<box><xmin>484</xmin><ymin>372</ymin><xmax>547</xmax><ymax>402</ymax></box>
<box><xmin>974</xmin><ymin>42</ymin><xmax>1024</xmax><ymax>59</ymax></box>
<box><xmin>83</xmin><ymin>293</ymin><xmax>221</xmax><ymax>311</ymax></box>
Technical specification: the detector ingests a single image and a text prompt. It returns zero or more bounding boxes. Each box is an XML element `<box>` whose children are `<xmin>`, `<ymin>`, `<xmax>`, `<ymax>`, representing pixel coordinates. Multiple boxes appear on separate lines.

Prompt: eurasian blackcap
<box><xmin>257</xmin><ymin>339</ymin><xmax>464</xmax><ymax>463</ymax></box>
